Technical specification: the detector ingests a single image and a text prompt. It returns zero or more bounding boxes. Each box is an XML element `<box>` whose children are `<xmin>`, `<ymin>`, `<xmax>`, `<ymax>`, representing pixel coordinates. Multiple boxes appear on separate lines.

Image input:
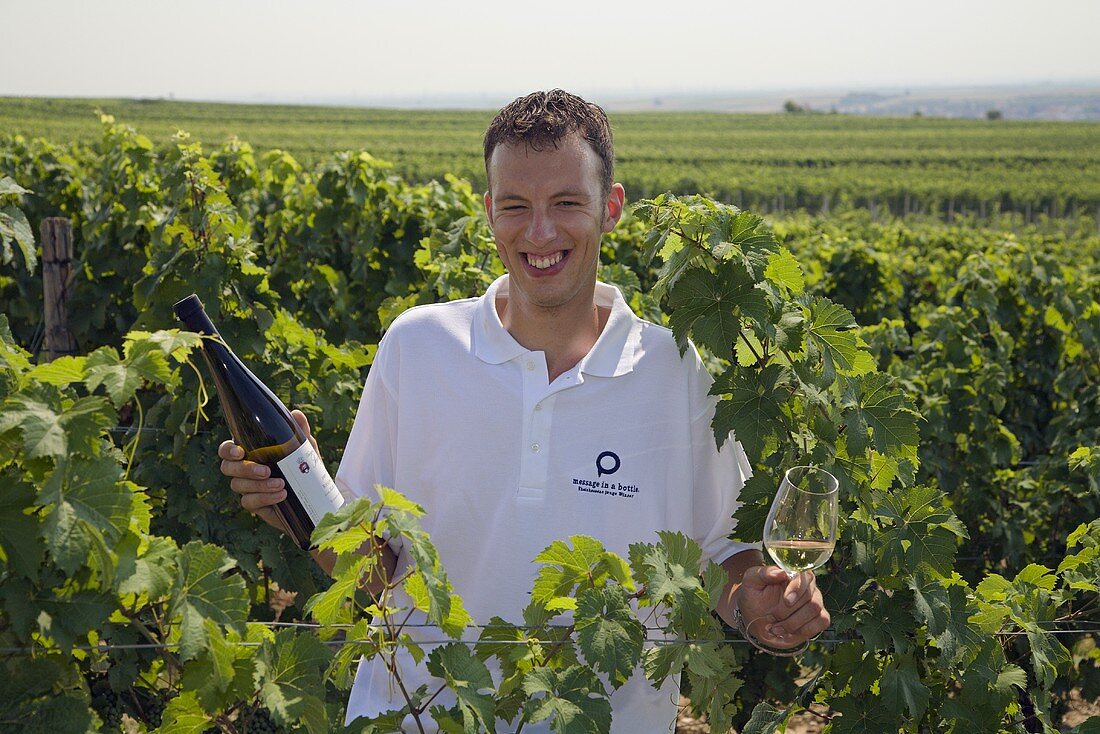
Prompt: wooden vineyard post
<box><xmin>41</xmin><ymin>217</ymin><xmax>78</xmax><ymax>362</ymax></box>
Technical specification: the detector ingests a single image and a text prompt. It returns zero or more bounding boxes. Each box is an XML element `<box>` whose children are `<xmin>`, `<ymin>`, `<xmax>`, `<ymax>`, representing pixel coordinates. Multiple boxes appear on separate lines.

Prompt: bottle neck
<box><xmin>179</xmin><ymin>307</ymin><xmax>220</xmax><ymax>340</ymax></box>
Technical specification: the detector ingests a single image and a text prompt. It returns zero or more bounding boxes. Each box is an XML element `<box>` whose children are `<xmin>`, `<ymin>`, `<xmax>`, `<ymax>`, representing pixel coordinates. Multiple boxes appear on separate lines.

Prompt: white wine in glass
<box><xmin>763</xmin><ymin>466</ymin><xmax>839</xmax><ymax>577</ymax></box>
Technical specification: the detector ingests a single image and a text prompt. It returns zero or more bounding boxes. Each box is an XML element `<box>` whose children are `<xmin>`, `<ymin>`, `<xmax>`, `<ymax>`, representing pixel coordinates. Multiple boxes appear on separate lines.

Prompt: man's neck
<box><xmin>496</xmin><ymin>292</ymin><xmax>610</xmax><ymax>383</ymax></box>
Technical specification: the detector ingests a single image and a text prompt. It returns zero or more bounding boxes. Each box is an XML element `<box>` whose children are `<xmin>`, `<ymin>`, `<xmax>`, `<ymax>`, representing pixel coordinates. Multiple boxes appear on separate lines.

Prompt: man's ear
<box><xmin>483</xmin><ymin>190</ymin><xmax>494</xmax><ymax>230</ymax></box>
<box><xmin>601</xmin><ymin>183</ymin><xmax>626</xmax><ymax>234</ymax></box>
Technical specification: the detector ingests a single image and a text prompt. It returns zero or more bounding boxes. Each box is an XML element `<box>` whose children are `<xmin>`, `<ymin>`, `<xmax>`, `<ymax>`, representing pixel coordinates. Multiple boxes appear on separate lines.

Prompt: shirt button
<box><xmin>534</xmin><ymin>402</ymin><xmax>542</xmax><ymax>411</ymax></box>
<box><xmin>531</xmin><ymin>443</ymin><xmax>540</xmax><ymax>453</ymax></box>
<box><xmin>526</xmin><ymin>361</ymin><xmax>535</xmax><ymax>371</ymax></box>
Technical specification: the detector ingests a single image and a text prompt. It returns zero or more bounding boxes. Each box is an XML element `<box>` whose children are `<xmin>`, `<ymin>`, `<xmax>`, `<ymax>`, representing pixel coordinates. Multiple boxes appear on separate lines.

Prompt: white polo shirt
<box><xmin>337</xmin><ymin>275</ymin><xmax>754</xmax><ymax>733</ymax></box>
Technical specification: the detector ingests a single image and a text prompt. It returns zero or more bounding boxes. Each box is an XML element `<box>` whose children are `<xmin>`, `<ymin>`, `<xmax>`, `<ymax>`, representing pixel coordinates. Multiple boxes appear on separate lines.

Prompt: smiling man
<box><xmin>219</xmin><ymin>89</ymin><xmax>830</xmax><ymax>732</ymax></box>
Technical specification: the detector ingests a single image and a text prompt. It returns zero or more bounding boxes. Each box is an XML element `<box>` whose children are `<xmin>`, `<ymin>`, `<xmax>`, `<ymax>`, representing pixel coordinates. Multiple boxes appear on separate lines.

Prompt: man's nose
<box><xmin>525</xmin><ymin>209</ymin><xmax>557</xmax><ymax>246</ymax></box>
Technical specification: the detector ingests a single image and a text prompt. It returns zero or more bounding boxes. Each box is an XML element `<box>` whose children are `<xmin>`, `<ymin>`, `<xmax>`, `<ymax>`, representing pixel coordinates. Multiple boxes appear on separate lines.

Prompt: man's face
<box><xmin>484</xmin><ymin>133</ymin><xmax>624</xmax><ymax>315</ymax></box>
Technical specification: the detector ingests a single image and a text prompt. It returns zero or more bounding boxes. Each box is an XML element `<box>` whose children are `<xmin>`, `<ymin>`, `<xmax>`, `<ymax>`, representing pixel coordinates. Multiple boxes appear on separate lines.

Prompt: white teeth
<box><xmin>527</xmin><ymin>251</ymin><xmax>564</xmax><ymax>269</ymax></box>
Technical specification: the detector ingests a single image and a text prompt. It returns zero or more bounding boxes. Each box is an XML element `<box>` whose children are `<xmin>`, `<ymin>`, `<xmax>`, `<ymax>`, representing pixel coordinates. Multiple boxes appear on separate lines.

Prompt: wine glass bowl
<box><xmin>763</xmin><ymin>466</ymin><xmax>839</xmax><ymax>577</ymax></box>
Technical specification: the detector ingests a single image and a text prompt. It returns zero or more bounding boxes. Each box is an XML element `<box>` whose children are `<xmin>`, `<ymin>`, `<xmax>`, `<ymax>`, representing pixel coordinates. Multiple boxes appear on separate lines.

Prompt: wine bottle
<box><xmin>173</xmin><ymin>294</ymin><xmax>344</xmax><ymax>549</ymax></box>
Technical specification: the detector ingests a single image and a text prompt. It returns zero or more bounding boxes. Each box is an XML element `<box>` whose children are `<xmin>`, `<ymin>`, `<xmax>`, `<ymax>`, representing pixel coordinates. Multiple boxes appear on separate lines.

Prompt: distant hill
<box><xmin>600</xmin><ymin>83</ymin><xmax>1100</xmax><ymax>121</ymax></box>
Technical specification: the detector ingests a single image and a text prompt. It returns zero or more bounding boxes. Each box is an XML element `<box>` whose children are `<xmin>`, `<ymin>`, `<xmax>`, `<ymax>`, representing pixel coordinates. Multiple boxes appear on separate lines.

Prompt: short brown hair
<box><xmin>483</xmin><ymin>89</ymin><xmax>615</xmax><ymax>195</ymax></box>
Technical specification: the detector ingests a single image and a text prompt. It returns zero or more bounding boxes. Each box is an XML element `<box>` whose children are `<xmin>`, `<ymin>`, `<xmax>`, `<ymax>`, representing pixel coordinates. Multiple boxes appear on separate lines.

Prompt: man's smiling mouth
<box><xmin>525</xmin><ymin>251</ymin><xmax>567</xmax><ymax>269</ymax></box>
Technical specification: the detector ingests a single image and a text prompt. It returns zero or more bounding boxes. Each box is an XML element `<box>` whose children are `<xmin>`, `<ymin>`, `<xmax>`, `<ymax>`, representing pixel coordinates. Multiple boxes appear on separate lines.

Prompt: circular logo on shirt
<box><xmin>596</xmin><ymin>451</ymin><xmax>620</xmax><ymax>477</ymax></box>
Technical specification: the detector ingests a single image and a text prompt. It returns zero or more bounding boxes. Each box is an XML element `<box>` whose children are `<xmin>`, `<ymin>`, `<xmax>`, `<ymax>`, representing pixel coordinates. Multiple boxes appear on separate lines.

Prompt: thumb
<box><xmin>290</xmin><ymin>409</ymin><xmax>319</xmax><ymax>453</ymax></box>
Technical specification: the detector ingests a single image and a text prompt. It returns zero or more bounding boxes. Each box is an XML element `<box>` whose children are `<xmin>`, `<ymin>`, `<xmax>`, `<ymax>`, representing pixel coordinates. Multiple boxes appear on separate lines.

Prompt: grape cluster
<box><xmin>242</xmin><ymin>706</ymin><xmax>284</xmax><ymax>734</ymax></box>
<box><xmin>88</xmin><ymin>676</ymin><xmax>124</xmax><ymax>730</ymax></box>
<box><xmin>87</xmin><ymin>677</ymin><xmax>166</xmax><ymax>730</ymax></box>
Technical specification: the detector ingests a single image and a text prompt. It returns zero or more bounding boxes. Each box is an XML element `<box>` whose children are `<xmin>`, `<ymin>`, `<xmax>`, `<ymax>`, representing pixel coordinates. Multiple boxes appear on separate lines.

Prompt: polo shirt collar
<box><xmin>472</xmin><ymin>275</ymin><xmax>641</xmax><ymax>377</ymax></box>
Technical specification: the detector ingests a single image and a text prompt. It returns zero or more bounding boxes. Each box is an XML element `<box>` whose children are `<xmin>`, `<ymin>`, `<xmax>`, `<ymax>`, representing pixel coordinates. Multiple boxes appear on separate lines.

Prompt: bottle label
<box><xmin>277</xmin><ymin>441</ymin><xmax>345</xmax><ymax>526</ymax></box>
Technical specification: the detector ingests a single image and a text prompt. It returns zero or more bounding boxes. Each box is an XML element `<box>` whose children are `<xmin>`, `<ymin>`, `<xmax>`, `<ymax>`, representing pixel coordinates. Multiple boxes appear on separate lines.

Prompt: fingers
<box><xmin>235</xmin><ymin>479</ymin><xmax>287</xmax><ymax>513</ymax></box>
<box><xmin>738</xmin><ymin>569</ymin><xmax>831</xmax><ymax>644</ymax></box>
<box><xmin>218</xmin><ymin>440</ymin><xmax>243</xmax><ymax>461</ymax></box>
<box><xmin>290</xmin><ymin>409</ymin><xmax>320</xmax><ymax>453</ymax></box>
<box><xmin>767</xmin><ymin>575</ymin><xmax>830</xmax><ymax>640</ymax></box>
<box><xmin>782</xmin><ymin>571</ymin><xmax>815</xmax><ymax>607</ymax></box>
<box><xmin>217</xmin><ymin>439</ymin><xmax>287</xmax><ymax>513</ymax></box>
<box><xmin>767</xmin><ymin>601</ymin><xmax>831</xmax><ymax>641</ymax></box>
<box><xmin>739</xmin><ymin>564</ymin><xmax>791</xmax><ymax>591</ymax></box>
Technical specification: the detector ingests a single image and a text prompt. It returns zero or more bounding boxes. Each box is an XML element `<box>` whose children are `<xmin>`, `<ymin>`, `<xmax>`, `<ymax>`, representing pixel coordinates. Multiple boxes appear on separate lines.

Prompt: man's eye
<box><xmin>559</xmin><ymin>201</ymin><xmax>579</xmax><ymax>207</ymax></box>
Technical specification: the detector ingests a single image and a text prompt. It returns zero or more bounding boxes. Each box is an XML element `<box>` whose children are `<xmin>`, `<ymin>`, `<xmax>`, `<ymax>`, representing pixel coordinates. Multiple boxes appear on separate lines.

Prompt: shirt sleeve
<box><xmin>687</xmin><ymin>350</ymin><xmax>759</xmax><ymax>567</ymax></box>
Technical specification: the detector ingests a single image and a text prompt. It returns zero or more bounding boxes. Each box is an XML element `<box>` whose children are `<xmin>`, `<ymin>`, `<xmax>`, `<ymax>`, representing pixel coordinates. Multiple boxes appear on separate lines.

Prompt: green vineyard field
<box><xmin>4</xmin><ymin>96</ymin><xmax>1099</xmax><ymax>220</ymax></box>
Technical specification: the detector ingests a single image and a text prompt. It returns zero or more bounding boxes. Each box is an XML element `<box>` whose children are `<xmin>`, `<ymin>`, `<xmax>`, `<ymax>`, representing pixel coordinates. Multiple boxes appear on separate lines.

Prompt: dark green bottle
<box><xmin>173</xmin><ymin>294</ymin><xmax>343</xmax><ymax>549</ymax></box>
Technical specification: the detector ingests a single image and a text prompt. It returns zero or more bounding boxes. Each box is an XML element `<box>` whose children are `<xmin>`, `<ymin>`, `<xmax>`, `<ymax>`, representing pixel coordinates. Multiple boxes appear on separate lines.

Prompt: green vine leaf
<box><xmin>426</xmin><ymin>643</ymin><xmax>498</xmax><ymax>734</ymax></box>
<box><xmin>257</xmin><ymin>629</ymin><xmax>332</xmax><ymax>734</ymax></box>
<box><xmin>574</xmin><ymin>585</ymin><xmax>644</xmax><ymax>688</ymax></box>
<box><xmin>169</xmin><ymin>541</ymin><xmax>249</xmax><ymax>661</ymax></box>
<box><xmin>667</xmin><ymin>265</ymin><xmax>768</xmax><ymax>359</ymax></box>
<box><xmin>522</xmin><ymin>666</ymin><xmax>611</xmax><ymax>734</ymax></box>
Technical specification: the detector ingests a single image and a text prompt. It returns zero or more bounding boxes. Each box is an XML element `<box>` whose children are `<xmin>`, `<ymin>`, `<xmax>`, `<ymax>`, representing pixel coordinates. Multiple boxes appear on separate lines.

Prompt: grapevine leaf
<box><xmin>1013</xmin><ymin>563</ymin><xmax>1055</xmax><ymax>590</ymax></box>
<box><xmin>0</xmin><ymin>175</ymin><xmax>29</xmax><ymax>196</ymax></box>
<box><xmin>0</xmin><ymin>692</ymin><xmax>97</xmax><ymax>733</ymax></box>
<box><xmin>805</xmin><ymin>297</ymin><xmax>875</xmax><ymax>377</ymax></box>
<box><xmin>0</xmin><ymin>396</ymin><xmax>67</xmax><ymax>459</ymax></box>
<box><xmin>710</xmin><ymin>364</ymin><xmax>788</xmax><ymax>456</ymax></box>
<box><xmin>909</xmin><ymin>578</ymin><xmax>983</xmax><ymax>669</ymax></box>
<box><xmin>939</xmin><ymin>679</ymin><xmax>1014</xmax><ymax>732</ymax></box>
<box><xmin>655</xmin><ymin>531</ymin><xmax>703</xmax><ymax>573</ymax></box>
<box><xmin>995</xmin><ymin>665</ymin><xmax>1028</xmax><ymax>691</ymax></box>
<box><xmin>116</xmin><ymin>534</ymin><xmax>178</xmax><ymax>601</ymax></box>
<box><xmin>406</xmin><ymin>570</ymin><xmax>472</xmax><ymax>638</ymax></box>
<box><xmin>26</xmin><ymin>356</ymin><xmax>87</xmax><ymax>387</ymax></box>
<box><xmin>522</xmin><ymin>666</ymin><xmax>611</xmax><ymax>734</ymax></box>
<box><xmin>0</xmin><ymin>203</ymin><xmax>36</xmax><ymax>270</ymax></box>
<box><xmin>687</xmin><ymin>657</ymin><xmax>743</xmax><ymax>732</ymax></box>
<box><xmin>377</xmin><ymin>485</ymin><xmax>426</xmax><ymax>516</ymax></box>
<box><xmin>84</xmin><ymin>347</ymin><xmax>142</xmax><ymax>407</ymax></box>
<box><xmin>829</xmin><ymin>694</ymin><xmax>902</xmax><ymax>734</ymax></box>
<box><xmin>426</xmin><ymin>643</ymin><xmax>497</xmax><ymax>733</ymax></box>
<box><xmin>651</xmin><ymin>237</ymin><xmax>697</xmax><ymax>298</ymax></box>
<box><xmin>667</xmin><ymin>265</ymin><xmax>767</xmax><ymax>359</ymax></box>
<box><xmin>34</xmin><ymin>590</ymin><xmax>114</xmax><ymax>654</ymax></box>
<box><xmin>874</xmin><ymin>485</ymin><xmax>964</xmax><ymax>577</ymax></box>
<box><xmin>157</xmin><ymin>690</ymin><xmax>213</xmax><ymax>733</ymax></box>
<box><xmin>258</xmin><ymin>629</ymin><xmax>332</xmax><ymax>734</ymax></box>
<box><xmin>702</xmin><ymin>560</ymin><xmax>730</xmax><ymax>611</ymax></box>
<box><xmin>575</xmin><ymin>585</ymin><xmax>644</xmax><ymax>688</ymax></box>
<box><xmin>85</xmin><ymin>342</ymin><xmax>171</xmax><ymax>407</ymax></box>
<box><xmin>306</xmin><ymin>553</ymin><xmax>369</xmax><ymax>626</ymax></box>
<box><xmin>956</xmin><ymin>637</ymin><xmax>1006</xmax><ymax>690</ymax></box>
<box><xmin>41</xmin><ymin>454</ymin><xmax>133</xmax><ymax>578</ymax></box>
<box><xmin>1026</xmin><ymin>628</ymin><xmax>1071</xmax><ymax>690</ymax></box>
<box><xmin>764</xmin><ymin>248</ymin><xmax>805</xmax><ymax>295</ymax></box>
<box><xmin>759</xmin><ymin>301</ymin><xmax>805</xmax><ymax>352</ymax></box>
<box><xmin>126</xmin><ymin>328</ymin><xmax>203</xmax><ymax>363</ymax></box>
<box><xmin>121</xmin><ymin>337</ymin><xmax>176</xmax><ymax>385</ymax></box>
<box><xmin>0</xmin><ymin>480</ymin><xmax>43</xmax><ymax>579</ymax></box>
<box><xmin>179</xmin><ymin>618</ymin><xmax>238</xmax><ymax>710</ymax></box>
<box><xmin>844</xmin><ymin>373</ymin><xmax>920</xmax><ymax>462</ymax></box>
<box><xmin>534</xmin><ymin>536</ymin><xmax>607</xmax><ymax>575</ymax></box>
<box><xmin>630</xmin><ymin>540</ymin><xmax>710</xmax><ymax>636</ymax></box>
<box><xmin>642</xmin><ymin>643</ymin><xmax>687</xmax><ymax>685</ymax></box>
<box><xmin>170</xmin><ymin>541</ymin><xmax>249</xmax><ymax>661</ymax></box>
<box><xmin>858</xmin><ymin>592</ymin><xmax>916</xmax><ymax>653</ymax></box>
<box><xmin>740</xmin><ymin>702</ymin><xmax>787</xmax><ymax>734</ymax></box>
<box><xmin>880</xmin><ymin>653</ymin><xmax>929</xmax><ymax>722</ymax></box>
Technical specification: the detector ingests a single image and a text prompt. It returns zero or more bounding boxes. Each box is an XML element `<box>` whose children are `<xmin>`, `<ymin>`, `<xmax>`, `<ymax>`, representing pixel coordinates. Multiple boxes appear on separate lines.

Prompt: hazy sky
<box><xmin>2</xmin><ymin>0</ymin><xmax>1097</xmax><ymax>104</ymax></box>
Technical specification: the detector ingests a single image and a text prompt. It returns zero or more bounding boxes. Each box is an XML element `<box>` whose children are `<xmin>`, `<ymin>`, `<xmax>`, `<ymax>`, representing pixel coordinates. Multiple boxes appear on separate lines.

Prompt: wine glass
<box><xmin>763</xmin><ymin>466</ymin><xmax>839</xmax><ymax>577</ymax></box>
